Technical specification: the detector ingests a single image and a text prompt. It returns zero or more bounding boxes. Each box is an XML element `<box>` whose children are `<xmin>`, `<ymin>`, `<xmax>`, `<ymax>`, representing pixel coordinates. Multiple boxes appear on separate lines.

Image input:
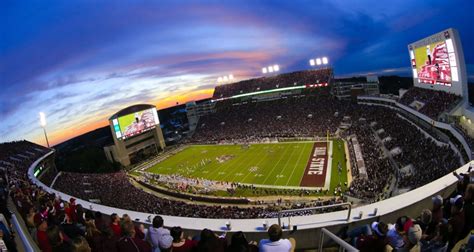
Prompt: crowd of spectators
<box><xmin>192</xmin><ymin>94</ymin><xmax>347</xmax><ymax>143</ymax></box>
<box><xmin>213</xmin><ymin>68</ymin><xmax>333</xmax><ymax>98</ymax></box>
<box><xmin>339</xmin><ymin>169</ymin><xmax>474</xmax><ymax>251</ymax></box>
<box><xmin>343</xmin><ymin>121</ymin><xmax>392</xmax><ymax>201</ymax></box>
<box><xmin>399</xmin><ymin>87</ymin><xmax>461</xmax><ymax>119</ymax></box>
<box><xmin>0</xmin><ymin>141</ymin><xmax>303</xmax><ymax>251</ymax></box>
<box><xmin>367</xmin><ymin>109</ymin><xmax>461</xmax><ymax>189</ymax></box>
<box><xmin>52</xmin><ymin>171</ymin><xmax>345</xmax><ymax>219</ymax></box>
<box><xmin>193</xmin><ymin>94</ymin><xmax>461</xmax><ymax>199</ymax></box>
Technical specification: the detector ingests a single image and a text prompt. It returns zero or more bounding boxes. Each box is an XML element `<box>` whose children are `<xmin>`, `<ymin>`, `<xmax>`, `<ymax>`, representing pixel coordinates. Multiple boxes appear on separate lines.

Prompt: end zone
<box><xmin>299</xmin><ymin>141</ymin><xmax>332</xmax><ymax>189</ymax></box>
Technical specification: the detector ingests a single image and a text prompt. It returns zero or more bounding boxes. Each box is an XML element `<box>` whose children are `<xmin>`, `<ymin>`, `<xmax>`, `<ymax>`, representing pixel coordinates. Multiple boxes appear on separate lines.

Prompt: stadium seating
<box><xmin>399</xmin><ymin>87</ymin><xmax>461</xmax><ymax>119</ymax></box>
<box><xmin>212</xmin><ymin>68</ymin><xmax>333</xmax><ymax>98</ymax></box>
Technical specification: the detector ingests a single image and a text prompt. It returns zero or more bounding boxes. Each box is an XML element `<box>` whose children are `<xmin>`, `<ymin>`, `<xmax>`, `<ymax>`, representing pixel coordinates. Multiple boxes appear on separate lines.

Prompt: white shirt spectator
<box><xmin>259</xmin><ymin>238</ymin><xmax>292</xmax><ymax>252</ymax></box>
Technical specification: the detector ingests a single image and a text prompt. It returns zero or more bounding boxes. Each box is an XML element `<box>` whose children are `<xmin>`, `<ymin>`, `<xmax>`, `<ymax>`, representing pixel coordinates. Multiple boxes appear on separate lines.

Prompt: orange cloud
<box><xmin>32</xmin><ymin>88</ymin><xmax>215</xmax><ymax>147</ymax></box>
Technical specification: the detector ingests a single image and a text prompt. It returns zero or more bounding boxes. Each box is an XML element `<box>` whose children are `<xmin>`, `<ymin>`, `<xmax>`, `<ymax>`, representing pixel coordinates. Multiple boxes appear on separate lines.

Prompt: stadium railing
<box><xmin>319</xmin><ymin>228</ymin><xmax>359</xmax><ymax>252</ymax></box>
<box><xmin>11</xmin><ymin>214</ymin><xmax>37</xmax><ymax>252</ymax></box>
<box><xmin>277</xmin><ymin>202</ymin><xmax>352</xmax><ymax>227</ymax></box>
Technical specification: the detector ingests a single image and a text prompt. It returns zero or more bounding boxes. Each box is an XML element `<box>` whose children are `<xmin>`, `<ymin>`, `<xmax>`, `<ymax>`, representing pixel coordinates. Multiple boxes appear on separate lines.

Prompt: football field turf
<box><xmin>146</xmin><ymin>140</ymin><xmax>347</xmax><ymax>188</ymax></box>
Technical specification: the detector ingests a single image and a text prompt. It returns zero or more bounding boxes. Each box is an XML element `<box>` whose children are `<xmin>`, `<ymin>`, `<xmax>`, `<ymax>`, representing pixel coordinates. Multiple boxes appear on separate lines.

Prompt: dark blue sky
<box><xmin>1</xmin><ymin>0</ymin><xmax>473</xmax><ymax>144</ymax></box>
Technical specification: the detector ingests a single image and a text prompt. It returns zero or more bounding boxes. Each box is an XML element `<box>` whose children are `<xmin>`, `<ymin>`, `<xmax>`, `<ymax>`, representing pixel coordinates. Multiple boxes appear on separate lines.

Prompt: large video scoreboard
<box><xmin>408</xmin><ymin>28</ymin><xmax>467</xmax><ymax>96</ymax></box>
<box><xmin>111</xmin><ymin>107</ymin><xmax>160</xmax><ymax>140</ymax></box>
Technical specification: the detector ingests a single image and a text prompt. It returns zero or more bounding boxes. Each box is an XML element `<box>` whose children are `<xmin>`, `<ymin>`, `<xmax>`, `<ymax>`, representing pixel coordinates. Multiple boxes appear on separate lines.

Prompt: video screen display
<box><xmin>112</xmin><ymin>108</ymin><xmax>160</xmax><ymax>140</ymax></box>
<box><xmin>409</xmin><ymin>31</ymin><xmax>458</xmax><ymax>87</ymax></box>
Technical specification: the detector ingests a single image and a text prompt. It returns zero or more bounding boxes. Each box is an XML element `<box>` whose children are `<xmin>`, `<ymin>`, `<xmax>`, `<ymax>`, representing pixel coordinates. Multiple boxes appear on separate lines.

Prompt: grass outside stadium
<box><xmin>142</xmin><ymin>139</ymin><xmax>349</xmax><ymax>198</ymax></box>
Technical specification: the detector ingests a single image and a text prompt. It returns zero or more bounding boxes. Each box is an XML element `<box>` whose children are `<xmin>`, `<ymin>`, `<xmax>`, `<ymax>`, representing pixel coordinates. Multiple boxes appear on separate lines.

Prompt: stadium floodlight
<box><xmin>262</xmin><ymin>67</ymin><xmax>267</xmax><ymax>74</ymax></box>
<box><xmin>268</xmin><ymin>66</ymin><xmax>274</xmax><ymax>73</ymax></box>
<box><xmin>316</xmin><ymin>58</ymin><xmax>322</xmax><ymax>65</ymax></box>
<box><xmin>309</xmin><ymin>59</ymin><xmax>315</xmax><ymax>66</ymax></box>
<box><xmin>322</xmin><ymin>57</ymin><xmax>329</xmax><ymax>65</ymax></box>
<box><xmin>229</xmin><ymin>74</ymin><xmax>234</xmax><ymax>80</ymax></box>
<box><xmin>39</xmin><ymin>112</ymin><xmax>47</xmax><ymax>127</ymax></box>
<box><xmin>217</xmin><ymin>77</ymin><xmax>223</xmax><ymax>83</ymax></box>
<box><xmin>273</xmin><ymin>65</ymin><xmax>279</xmax><ymax>72</ymax></box>
<box><xmin>223</xmin><ymin>76</ymin><xmax>228</xmax><ymax>82</ymax></box>
<box><xmin>39</xmin><ymin>112</ymin><xmax>50</xmax><ymax>148</ymax></box>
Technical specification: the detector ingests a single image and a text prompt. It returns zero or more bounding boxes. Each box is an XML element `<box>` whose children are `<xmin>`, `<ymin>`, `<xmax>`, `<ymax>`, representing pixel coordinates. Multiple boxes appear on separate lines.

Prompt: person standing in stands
<box><xmin>109</xmin><ymin>213</ymin><xmax>122</xmax><ymax>238</ymax></box>
<box><xmin>35</xmin><ymin>215</ymin><xmax>52</xmax><ymax>252</ymax></box>
<box><xmin>448</xmin><ymin>195</ymin><xmax>465</xmax><ymax>251</ymax></box>
<box><xmin>462</xmin><ymin>184</ymin><xmax>474</xmax><ymax>237</ymax></box>
<box><xmin>431</xmin><ymin>195</ymin><xmax>444</xmax><ymax>225</ymax></box>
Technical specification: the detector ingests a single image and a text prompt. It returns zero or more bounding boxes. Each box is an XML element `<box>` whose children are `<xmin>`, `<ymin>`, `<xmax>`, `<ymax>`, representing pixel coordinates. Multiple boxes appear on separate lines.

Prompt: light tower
<box><xmin>309</xmin><ymin>57</ymin><xmax>329</xmax><ymax>67</ymax></box>
<box><xmin>39</xmin><ymin>112</ymin><xmax>50</xmax><ymax>148</ymax></box>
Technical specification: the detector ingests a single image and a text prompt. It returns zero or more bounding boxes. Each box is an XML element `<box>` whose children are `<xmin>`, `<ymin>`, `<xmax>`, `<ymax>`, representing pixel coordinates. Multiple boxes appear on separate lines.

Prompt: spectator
<box><xmin>35</xmin><ymin>215</ymin><xmax>52</xmax><ymax>252</ymax></box>
<box><xmin>354</xmin><ymin>222</ymin><xmax>389</xmax><ymax>252</ymax></box>
<box><xmin>228</xmin><ymin>231</ymin><xmax>258</xmax><ymax>252</ymax></box>
<box><xmin>196</xmin><ymin>228</ymin><xmax>227</xmax><ymax>252</ymax></box>
<box><xmin>117</xmin><ymin>221</ymin><xmax>151</xmax><ymax>252</ymax></box>
<box><xmin>400</xmin><ymin>224</ymin><xmax>422</xmax><ymax>252</ymax></box>
<box><xmin>462</xmin><ymin>184</ymin><xmax>474</xmax><ymax>237</ymax></box>
<box><xmin>448</xmin><ymin>195</ymin><xmax>465</xmax><ymax>250</ymax></box>
<box><xmin>414</xmin><ymin>209</ymin><xmax>436</xmax><ymax>240</ymax></box>
<box><xmin>258</xmin><ymin>224</ymin><xmax>295</xmax><ymax>252</ymax></box>
<box><xmin>94</xmin><ymin>212</ymin><xmax>106</xmax><ymax>232</ymax></box>
<box><xmin>71</xmin><ymin>236</ymin><xmax>91</xmax><ymax>252</ymax></box>
<box><xmin>420</xmin><ymin>222</ymin><xmax>449</xmax><ymax>252</ymax></box>
<box><xmin>431</xmin><ymin>195</ymin><xmax>444</xmax><ymax>225</ymax></box>
<box><xmin>84</xmin><ymin>221</ymin><xmax>101</xmax><ymax>252</ymax></box>
<box><xmin>146</xmin><ymin>216</ymin><xmax>172</xmax><ymax>251</ymax></box>
<box><xmin>387</xmin><ymin>216</ymin><xmax>413</xmax><ymax>250</ymax></box>
<box><xmin>170</xmin><ymin>226</ymin><xmax>198</xmax><ymax>252</ymax></box>
<box><xmin>109</xmin><ymin>213</ymin><xmax>122</xmax><ymax>238</ymax></box>
<box><xmin>47</xmin><ymin>225</ymin><xmax>73</xmax><ymax>252</ymax></box>
<box><xmin>61</xmin><ymin>214</ymin><xmax>85</xmax><ymax>240</ymax></box>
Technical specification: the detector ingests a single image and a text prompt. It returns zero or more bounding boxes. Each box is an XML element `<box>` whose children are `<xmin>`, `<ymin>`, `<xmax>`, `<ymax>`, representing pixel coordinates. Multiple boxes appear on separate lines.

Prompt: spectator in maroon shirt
<box><xmin>117</xmin><ymin>221</ymin><xmax>151</xmax><ymax>252</ymax></box>
<box><xmin>109</xmin><ymin>213</ymin><xmax>122</xmax><ymax>238</ymax></box>
<box><xmin>35</xmin><ymin>215</ymin><xmax>52</xmax><ymax>252</ymax></box>
<box><xmin>355</xmin><ymin>221</ymin><xmax>389</xmax><ymax>252</ymax></box>
<box><xmin>170</xmin><ymin>226</ymin><xmax>198</xmax><ymax>252</ymax></box>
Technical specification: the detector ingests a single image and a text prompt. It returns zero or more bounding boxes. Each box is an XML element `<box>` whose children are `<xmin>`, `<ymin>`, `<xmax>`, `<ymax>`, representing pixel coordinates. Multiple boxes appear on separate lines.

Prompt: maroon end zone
<box><xmin>300</xmin><ymin>142</ymin><xmax>328</xmax><ymax>187</ymax></box>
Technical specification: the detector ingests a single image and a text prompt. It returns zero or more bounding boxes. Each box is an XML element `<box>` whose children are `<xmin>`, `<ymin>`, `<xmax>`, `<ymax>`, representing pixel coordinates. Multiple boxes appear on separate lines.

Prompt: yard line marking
<box><xmin>286</xmin><ymin>142</ymin><xmax>310</xmax><ymax>186</ymax></box>
<box><xmin>272</xmin><ymin>144</ymin><xmax>299</xmax><ymax>185</ymax></box>
<box><xmin>220</xmin><ymin>144</ymin><xmax>263</xmax><ymax>182</ymax></box>
<box><xmin>239</xmin><ymin>146</ymin><xmax>271</xmax><ymax>183</ymax></box>
<box><xmin>261</xmin><ymin>144</ymin><xmax>292</xmax><ymax>184</ymax></box>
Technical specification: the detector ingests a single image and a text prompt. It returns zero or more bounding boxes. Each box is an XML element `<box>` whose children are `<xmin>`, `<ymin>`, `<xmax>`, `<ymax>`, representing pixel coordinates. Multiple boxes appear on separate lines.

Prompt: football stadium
<box><xmin>1</xmin><ymin>3</ymin><xmax>474</xmax><ymax>252</ymax></box>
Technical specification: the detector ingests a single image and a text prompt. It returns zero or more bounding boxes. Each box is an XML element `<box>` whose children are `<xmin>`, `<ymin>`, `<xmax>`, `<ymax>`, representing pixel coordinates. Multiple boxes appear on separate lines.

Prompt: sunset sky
<box><xmin>1</xmin><ymin>0</ymin><xmax>473</xmax><ymax>146</ymax></box>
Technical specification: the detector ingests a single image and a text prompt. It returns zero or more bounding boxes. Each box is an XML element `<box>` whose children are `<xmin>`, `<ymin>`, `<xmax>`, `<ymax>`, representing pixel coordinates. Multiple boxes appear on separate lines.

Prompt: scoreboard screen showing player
<box><xmin>112</xmin><ymin>108</ymin><xmax>160</xmax><ymax>140</ymax></box>
<box><xmin>407</xmin><ymin>28</ymin><xmax>470</xmax><ymax>98</ymax></box>
<box><xmin>409</xmin><ymin>31</ymin><xmax>457</xmax><ymax>87</ymax></box>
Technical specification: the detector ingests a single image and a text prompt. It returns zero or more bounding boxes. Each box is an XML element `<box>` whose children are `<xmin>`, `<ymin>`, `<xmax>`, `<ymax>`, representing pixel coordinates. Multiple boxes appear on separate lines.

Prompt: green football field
<box><xmin>146</xmin><ymin>140</ymin><xmax>347</xmax><ymax>188</ymax></box>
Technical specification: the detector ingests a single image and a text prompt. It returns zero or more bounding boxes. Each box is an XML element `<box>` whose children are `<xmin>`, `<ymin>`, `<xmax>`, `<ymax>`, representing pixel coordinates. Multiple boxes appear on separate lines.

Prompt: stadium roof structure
<box><xmin>108</xmin><ymin>104</ymin><xmax>155</xmax><ymax>120</ymax></box>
